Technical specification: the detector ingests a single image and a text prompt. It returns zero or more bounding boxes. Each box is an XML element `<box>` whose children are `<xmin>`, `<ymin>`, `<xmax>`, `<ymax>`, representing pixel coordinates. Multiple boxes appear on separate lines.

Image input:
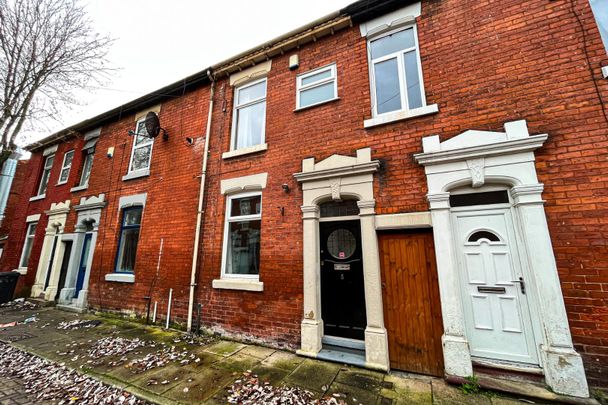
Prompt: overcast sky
<box><xmin>26</xmin><ymin>0</ymin><xmax>353</xmax><ymax>143</ymax></box>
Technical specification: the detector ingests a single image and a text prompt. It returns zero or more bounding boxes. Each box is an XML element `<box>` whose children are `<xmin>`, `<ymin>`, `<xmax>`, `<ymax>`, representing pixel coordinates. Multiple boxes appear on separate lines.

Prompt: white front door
<box><xmin>453</xmin><ymin>207</ymin><xmax>538</xmax><ymax>365</ymax></box>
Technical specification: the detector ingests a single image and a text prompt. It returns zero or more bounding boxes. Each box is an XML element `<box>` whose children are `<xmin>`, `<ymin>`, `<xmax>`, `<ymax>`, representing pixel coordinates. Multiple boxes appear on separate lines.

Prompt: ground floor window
<box><xmin>222</xmin><ymin>192</ymin><xmax>261</xmax><ymax>278</ymax></box>
<box><xmin>115</xmin><ymin>206</ymin><xmax>142</xmax><ymax>273</ymax></box>
<box><xmin>19</xmin><ymin>222</ymin><xmax>37</xmax><ymax>268</ymax></box>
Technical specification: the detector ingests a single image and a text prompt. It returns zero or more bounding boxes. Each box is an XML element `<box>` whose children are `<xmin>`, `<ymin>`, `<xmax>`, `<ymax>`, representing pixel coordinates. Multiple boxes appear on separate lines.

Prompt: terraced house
<box><xmin>1</xmin><ymin>0</ymin><xmax>607</xmax><ymax>399</ymax></box>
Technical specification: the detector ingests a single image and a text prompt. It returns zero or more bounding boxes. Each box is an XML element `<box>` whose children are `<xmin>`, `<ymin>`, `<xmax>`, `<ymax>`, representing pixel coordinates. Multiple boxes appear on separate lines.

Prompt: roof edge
<box><xmin>27</xmin><ymin>0</ymin><xmax>409</xmax><ymax>152</ymax></box>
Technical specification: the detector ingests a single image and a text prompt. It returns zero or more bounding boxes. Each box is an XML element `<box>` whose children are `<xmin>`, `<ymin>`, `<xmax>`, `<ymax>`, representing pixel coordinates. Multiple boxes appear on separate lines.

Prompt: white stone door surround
<box><xmin>414</xmin><ymin>120</ymin><xmax>589</xmax><ymax>398</ymax></box>
<box><xmin>58</xmin><ymin>194</ymin><xmax>105</xmax><ymax>309</ymax></box>
<box><xmin>31</xmin><ymin>200</ymin><xmax>71</xmax><ymax>300</ymax></box>
<box><xmin>294</xmin><ymin>147</ymin><xmax>390</xmax><ymax>371</ymax></box>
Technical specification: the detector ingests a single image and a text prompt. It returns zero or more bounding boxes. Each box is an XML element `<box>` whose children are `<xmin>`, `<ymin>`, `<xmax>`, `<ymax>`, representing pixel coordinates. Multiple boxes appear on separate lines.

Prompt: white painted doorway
<box><xmin>452</xmin><ymin>202</ymin><xmax>539</xmax><ymax>365</ymax></box>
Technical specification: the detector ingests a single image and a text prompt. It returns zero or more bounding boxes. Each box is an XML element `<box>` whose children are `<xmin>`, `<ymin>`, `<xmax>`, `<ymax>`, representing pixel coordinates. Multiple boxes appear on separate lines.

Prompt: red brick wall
<box><xmin>0</xmin><ymin>0</ymin><xmax>605</xmax><ymax>389</ymax></box>
<box><xmin>84</xmin><ymin>88</ymin><xmax>209</xmax><ymax>323</ymax></box>
<box><xmin>195</xmin><ymin>0</ymin><xmax>608</xmax><ymax>387</ymax></box>
<box><xmin>0</xmin><ymin>138</ymin><xmax>84</xmax><ymax>294</ymax></box>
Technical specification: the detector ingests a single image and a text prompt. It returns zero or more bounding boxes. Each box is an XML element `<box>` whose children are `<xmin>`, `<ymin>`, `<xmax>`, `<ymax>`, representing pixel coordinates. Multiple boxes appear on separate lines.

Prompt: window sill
<box><xmin>29</xmin><ymin>194</ymin><xmax>45</xmax><ymax>202</ymax></box>
<box><xmin>15</xmin><ymin>267</ymin><xmax>27</xmax><ymax>275</ymax></box>
<box><xmin>56</xmin><ymin>181</ymin><xmax>68</xmax><ymax>186</ymax></box>
<box><xmin>70</xmin><ymin>184</ymin><xmax>88</xmax><ymax>193</ymax></box>
<box><xmin>122</xmin><ymin>169</ymin><xmax>150</xmax><ymax>182</ymax></box>
<box><xmin>364</xmin><ymin>104</ymin><xmax>439</xmax><ymax>129</ymax></box>
<box><xmin>294</xmin><ymin>97</ymin><xmax>340</xmax><ymax>112</ymax></box>
<box><xmin>212</xmin><ymin>278</ymin><xmax>264</xmax><ymax>292</ymax></box>
<box><xmin>105</xmin><ymin>273</ymin><xmax>135</xmax><ymax>283</ymax></box>
<box><xmin>222</xmin><ymin>143</ymin><xmax>267</xmax><ymax>159</ymax></box>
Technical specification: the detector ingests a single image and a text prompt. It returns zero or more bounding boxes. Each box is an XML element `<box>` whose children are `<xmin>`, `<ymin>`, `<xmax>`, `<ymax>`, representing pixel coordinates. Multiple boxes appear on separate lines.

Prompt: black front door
<box><xmin>320</xmin><ymin>220</ymin><xmax>366</xmax><ymax>340</ymax></box>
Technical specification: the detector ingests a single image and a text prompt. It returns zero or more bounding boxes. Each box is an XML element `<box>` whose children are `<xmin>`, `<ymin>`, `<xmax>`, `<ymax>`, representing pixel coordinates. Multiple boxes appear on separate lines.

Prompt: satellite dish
<box><xmin>145</xmin><ymin>112</ymin><xmax>161</xmax><ymax>138</ymax></box>
<box><xmin>127</xmin><ymin>111</ymin><xmax>168</xmax><ymax>140</ymax></box>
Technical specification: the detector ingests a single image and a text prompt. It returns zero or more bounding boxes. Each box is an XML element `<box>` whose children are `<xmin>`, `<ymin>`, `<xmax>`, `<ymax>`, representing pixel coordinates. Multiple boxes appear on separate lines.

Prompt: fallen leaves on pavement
<box><xmin>87</xmin><ymin>336</ymin><xmax>147</xmax><ymax>359</ymax></box>
<box><xmin>0</xmin><ymin>298</ymin><xmax>37</xmax><ymax>310</ymax></box>
<box><xmin>0</xmin><ymin>342</ymin><xmax>148</xmax><ymax>404</ymax></box>
<box><xmin>227</xmin><ymin>371</ymin><xmax>348</xmax><ymax>405</ymax></box>
<box><xmin>57</xmin><ymin>319</ymin><xmax>102</xmax><ymax>330</ymax></box>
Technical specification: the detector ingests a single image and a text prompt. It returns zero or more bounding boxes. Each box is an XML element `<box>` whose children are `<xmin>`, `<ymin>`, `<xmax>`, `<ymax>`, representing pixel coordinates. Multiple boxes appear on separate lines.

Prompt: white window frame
<box><xmin>37</xmin><ymin>154</ymin><xmax>54</xmax><ymax>196</ymax></box>
<box><xmin>230</xmin><ymin>78</ymin><xmax>267</xmax><ymax>151</ymax></box>
<box><xmin>590</xmin><ymin>0</ymin><xmax>608</xmax><ymax>54</ymax></box>
<box><xmin>19</xmin><ymin>222</ymin><xmax>37</xmax><ymax>269</ymax></box>
<box><xmin>296</xmin><ymin>63</ymin><xmax>338</xmax><ymax>110</ymax></box>
<box><xmin>127</xmin><ymin>117</ymin><xmax>154</xmax><ymax>174</ymax></box>
<box><xmin>57</xmin><ymin>150</ymin><xmax>74</xmax><ymax>185</ymax></box>
<box><xmin>220</xmin><ymin>191</ymin><xmax>262</xmax><ymax>280</ymax></box>
<box><xmin>78</xmin><ymin>147</ymin><xmax>95</xmax><ymax>187</ymax></box>
<box><xmin>367</xmin><ymin>24</ymin><xmax>427</xmax><ymax>118</ymax></box>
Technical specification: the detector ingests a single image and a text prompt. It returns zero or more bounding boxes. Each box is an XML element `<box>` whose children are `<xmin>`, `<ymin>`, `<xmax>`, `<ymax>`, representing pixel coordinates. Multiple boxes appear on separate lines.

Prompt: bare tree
<box><xmin>0</xmin><ymin>0</ymin><xmax>113</xmax><ymax>167</ymax></box>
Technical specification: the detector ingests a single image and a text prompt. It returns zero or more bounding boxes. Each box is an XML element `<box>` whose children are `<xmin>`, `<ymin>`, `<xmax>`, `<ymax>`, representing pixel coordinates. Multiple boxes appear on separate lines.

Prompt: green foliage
<box><xmin>460</xmin><ymin>375</ymin><xmax>481</xmax><ymax>395</ymax></box>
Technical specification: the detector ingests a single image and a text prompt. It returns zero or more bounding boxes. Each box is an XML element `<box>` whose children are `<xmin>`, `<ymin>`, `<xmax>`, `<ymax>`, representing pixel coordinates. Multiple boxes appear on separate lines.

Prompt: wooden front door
<box><xmin>379</xmin><ymin>230</ymin><xmax>444</xmax><ymax>376</ymax></box>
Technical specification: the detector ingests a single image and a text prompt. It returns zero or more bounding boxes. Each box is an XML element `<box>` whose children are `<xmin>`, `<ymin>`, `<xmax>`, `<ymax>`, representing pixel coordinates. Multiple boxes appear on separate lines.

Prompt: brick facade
<box><xmin>1</xmin><ymin>0</ymin><xmax>606</xmax><ymax>390</ymax></box>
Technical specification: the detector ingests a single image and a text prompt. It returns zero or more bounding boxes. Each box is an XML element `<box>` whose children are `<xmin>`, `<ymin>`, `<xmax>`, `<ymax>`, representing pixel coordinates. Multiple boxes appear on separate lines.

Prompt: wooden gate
<box><xmin>379</xmin><ymin>230</ymin><xmax>444</xmax><ymax>376</ymax></box>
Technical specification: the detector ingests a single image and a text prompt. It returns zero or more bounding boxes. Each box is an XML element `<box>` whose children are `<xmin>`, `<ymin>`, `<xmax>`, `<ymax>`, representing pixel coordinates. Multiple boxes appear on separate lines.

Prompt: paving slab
<box><xmin>261</xmin><ymin>350</ymin><xmax>305</xmax><ymax>371</ymax></box>
<box><xmin>128</xmin><ymin>363</ymin><xmax>195</xmax><ymax>395</ymax></box>
<box><xmin>251</xmin><ymin>364</ymin><xmax>291</xmax><ymax>385</ymax></box>
<box><xmin>203</xmin><ymin>340</ymin><xmax>244</xmax><ymax>357</ymax></box>
<box><xmin>431</xmin><ymin>379</ymin><xmax>491</xmax><ymax>405</ymax></box>
<box><xmin>284</xmin><ymin>358</ymin><xmax>341</xmax><ymax>393</ymax></box>
<box><xmin>161</xmin><ymin>365</ymin><xmax>236</xmax><ymax>403</ymax></box>
<box><xmin>335</xmin><ymin>366</ymin><xmax>385</xmax><ymax>393</ymax></box>
<box><xmin>382</xmin><ymin>373</ymin><xmax>433</xmax><ymax>404</ymax></box>
<box><xmin>326</xmin><ymin>380</ymin><xmax>379</xmax><ymax>404</ymax></box>
<box><xmin>239</xmin><ymin>344</ymin><xmax>275</xmax><ymax>359</ymax></box>
<box><xmin>215</xmin><ymin>352</ymin><xmax>262</xmax><ymax>373</ymax></box>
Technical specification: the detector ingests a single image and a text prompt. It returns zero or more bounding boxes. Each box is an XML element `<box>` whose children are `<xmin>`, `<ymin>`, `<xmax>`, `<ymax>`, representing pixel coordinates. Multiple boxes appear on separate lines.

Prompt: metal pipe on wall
<box><xmin>166</xmin><ymin>288</ymin><xmax>172</xmax><ymax>329</ymax></box>
<box><xmin>187</xmin><ymin>70</ymin><xmax>215</xmax><ymax>332</ymax></box>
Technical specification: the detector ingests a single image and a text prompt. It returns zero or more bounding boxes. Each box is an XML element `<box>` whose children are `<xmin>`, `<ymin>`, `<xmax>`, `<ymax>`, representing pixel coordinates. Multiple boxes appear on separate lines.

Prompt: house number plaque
<box><xmin>334</xmin><ymin>263</ymin><xmax>350</xmax><ymax>271</ymax></box>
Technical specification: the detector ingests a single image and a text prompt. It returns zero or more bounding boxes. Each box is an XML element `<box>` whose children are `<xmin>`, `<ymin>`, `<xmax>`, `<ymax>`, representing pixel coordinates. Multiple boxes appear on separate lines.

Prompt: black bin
<box><xmin>0</xmin><ymin>271</ymin><xmax>20</xmax><ymax>304</ymax></box>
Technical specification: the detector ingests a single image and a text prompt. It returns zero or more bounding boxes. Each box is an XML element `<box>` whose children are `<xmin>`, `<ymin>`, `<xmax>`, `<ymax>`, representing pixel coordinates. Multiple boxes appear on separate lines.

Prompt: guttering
<box><xmin>211</xmin><ymin>12</ymin><xmax>349</xmax><ymax>77</ymax></box>
<box><xmin>187</xmin><ymin>69</ymin><xmax>215</xmax><ymax>333</ymax></box>
<box><xmin>26</xmin><ymin>3</ymin><xmax>363</xmax><ymax>153</ymax></box>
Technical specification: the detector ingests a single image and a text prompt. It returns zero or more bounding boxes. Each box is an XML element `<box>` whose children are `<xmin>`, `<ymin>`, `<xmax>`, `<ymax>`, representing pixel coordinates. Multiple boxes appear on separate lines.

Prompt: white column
<box><xmin>31</xmin><ymin>229</ymin><xmax>56</xmax><ymax>298</ymax></box>
<box><xmin>299</xmin><ymin>205</ymin><xmax>323</xmax><ymax>355</ymax></box>
<box><xmin>76</xmin><ymin>229</ymin><xmax>98</xmax><ymax>309</ymax></box>
<box><xmin>428</xmin><ymin>192</ymin><xmax>474</xmax><ymax>377</ymax></box>
<box><xmin>511</xmin><ymin>185</ymin><xmax>589</xmax><ymax>398</ymax></box>
<box><xmin>358</xmin><ymin>200</ymin><xmax>389</xmax><ymax>371</ymax></box>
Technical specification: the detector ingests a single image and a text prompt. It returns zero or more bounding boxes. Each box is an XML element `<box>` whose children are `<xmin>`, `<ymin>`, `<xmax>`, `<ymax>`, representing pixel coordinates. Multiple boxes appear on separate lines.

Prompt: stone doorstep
<box><xmin>27</xmin><ymin>297</ymin><xmax>55</xmax><ymax>307</ymax></box>
<box><xmin>55</xmin><ymin>304</ymin><xmax>86</xmax><ymax>314</ymax></box>
<box><xmin>445</xmin><ymin>374</ymin><xmax>600</xmax><ymax>405</ymax></box>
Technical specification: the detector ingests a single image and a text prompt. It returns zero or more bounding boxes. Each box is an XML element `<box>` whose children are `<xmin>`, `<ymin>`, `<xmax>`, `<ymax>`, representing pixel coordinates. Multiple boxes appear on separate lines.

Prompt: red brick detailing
<box><xmin>0</xmin><ymin>0</ymin><xmax>606</xmax><ymax>388</ymax></box>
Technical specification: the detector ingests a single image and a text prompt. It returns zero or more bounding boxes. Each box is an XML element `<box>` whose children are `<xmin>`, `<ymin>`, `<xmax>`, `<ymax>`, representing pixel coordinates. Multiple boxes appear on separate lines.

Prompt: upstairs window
<box><xmin>590</xmin><ymin>0</ymin><xmax>608</xmax><ymax>53</ymax></box>
<box><xmin>37</xmin><ymin>154</ymin><xmax>54</xmax><ymax>196</ymax></box>
<box><xmin>231</xmin><ymin>78</ymin><xmax>267</xmax><ymax>150</ymax></box>
<box><xmin>19</xmin><ymin>222</ymin><xmax>37</xmax><ymax>268</ymax></box>
<box><xmin>58</xmin><ymin>150</ymin><xmax>74</xmax><ymax>185</ymax></box>
<box><xmin>222</xmin><ymin>193</ymin><xmax>262</xmax><ymax>278</ymax></box>
<box><xmin>115</xmin><ymin>206</ymin><xmax>143</xmax><ymax>273</ymax></box>
<box><xmin>368</xmin><ymin>26</ymin><xmax>426</xmax><ymax>116</ymax></box>
<box><xmin>128</xmin><ymin>118</ymin><xmax>153</xmax><ymax>173</ymax></box>
<box><xmin>79</xmin><ymin>146</ymin><xmax>95</xmax><ymax>187</ymax></box>
<box><xmin>296</xmin><ymin>64</ymin><xmax>338</xmax><ymax>109</ymax></box>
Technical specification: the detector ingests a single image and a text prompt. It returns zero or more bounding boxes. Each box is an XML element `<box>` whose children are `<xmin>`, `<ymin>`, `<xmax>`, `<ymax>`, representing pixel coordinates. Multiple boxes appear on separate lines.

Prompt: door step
<box><xmin>322</xmin><ymin>335</ymin><xmax>365</xmax><ymax>351</ymax></box>
<box><xmin>55</xmin><ymin>304</ymin><xmax>86</xmax><ymax>314</ymax></box>
<box><xmin>446</xmin><ymin>373</ymin><xmax>599</xmax><ymax>405</ymax></box>
<box><xmin>28</xmin><ymin>297</ymin><xmax>54</xmax><ymax>308</ymax></box>
<box><xmin>316</xmin><ymin>344</ymin><xmax>366</xmax><ymax>368</ymax></box>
